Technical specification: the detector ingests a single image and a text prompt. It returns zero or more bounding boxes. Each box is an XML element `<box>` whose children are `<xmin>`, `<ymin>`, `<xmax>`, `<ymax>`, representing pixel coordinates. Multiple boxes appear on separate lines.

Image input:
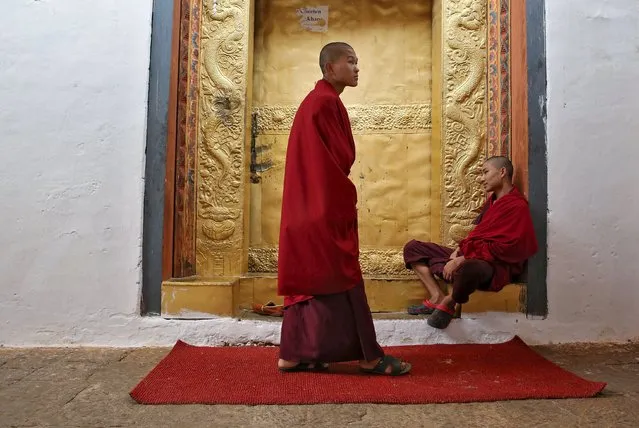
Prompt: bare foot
<box><xmin>278</xmin><ymin>358</ymin><xmax>299</xmax><ymax>369</ymax></box>
<box><xmin>278</xmin><ymin>359</ymin><xmax>328</xmax><ymax>371</ymax></box>
<box><xmin>426</xmin><ymin>295</ymin><xmax>444</xmax><ymax>306</ymax></box>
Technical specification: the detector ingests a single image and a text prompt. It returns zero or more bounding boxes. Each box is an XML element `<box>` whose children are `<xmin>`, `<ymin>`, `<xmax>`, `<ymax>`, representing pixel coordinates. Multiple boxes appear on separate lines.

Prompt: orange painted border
<box><xmin>164</xmin><ymin>0</ymin><xmax>199</xmax><ymax>279</ymax></box>
<box><xmin>510</xmin><ymin>0</ymin><xmax>529</xmax><ymax>197</ymax></box>
<box><xmin>162</xmin><ymin>0</ymin><xmax>182</xmax><ymax>280</ymax></box>
<box><xmin>172</xmin><ymin>0</ymin><xmax>199</xmax><ymax>278</ymax></box>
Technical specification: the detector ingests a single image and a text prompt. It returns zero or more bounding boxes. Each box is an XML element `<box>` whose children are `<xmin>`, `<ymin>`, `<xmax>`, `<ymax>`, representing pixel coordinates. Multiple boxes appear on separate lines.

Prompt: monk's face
<box><xmin>327</xmin><ymin>49</ymin><xmax>359</xmax><ymax>87</ymax></box>
<box><xmin>481</xmin><ymin>161</ymin><xmax>506</xmax><ymax>193</ymax></box>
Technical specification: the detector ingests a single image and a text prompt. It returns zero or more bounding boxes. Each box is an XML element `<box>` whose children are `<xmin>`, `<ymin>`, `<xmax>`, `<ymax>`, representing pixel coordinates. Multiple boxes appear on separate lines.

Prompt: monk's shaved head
<box><xmin>319</xmin><ymin>42</ymin><xmax>354</xmax><ymax>74</ymax></box>
<box><xmin>485</xmin><ymin>156</ymin><xmax>514</xmax><ymax>179</ymax></box>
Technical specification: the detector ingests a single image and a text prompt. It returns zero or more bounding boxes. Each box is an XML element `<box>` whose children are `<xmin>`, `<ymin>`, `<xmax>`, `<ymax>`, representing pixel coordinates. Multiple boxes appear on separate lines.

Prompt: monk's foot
<box><xmin>427</xmin><ymin>296</ymin><xmax>457</xmax><ymax>329</ymax></box>
<box><xmin>278</xmin><ymin>359</ymin><xmax>299</xmax><ymax>369</ymax></box>
<box><xmin>440</xmin><ymin>295</ymin><xmax>456</xmax><ymax>311</ymax></box>
<box><xmin>278</xmin><ymin>359</ymin><xmax>329</xmax><ymax>373</ymax></box>
<box><xmin>360</xmin><ymin>356</ymin><xmax>411</xmax><ymax>376</ymax></box>
<box><xmin>427</xmin><ymin>295</ymin><xmax>444</xmax><ymax>306</ymax></box>
<box><xmin>407</xmin><ymin>300</ymin><xmax>435</xmax><ymax>315</ymax></box>
<box><xmin>407</xmin><ymin>294</ymin><xmax>446</xmax><ymax>315</ymax></box>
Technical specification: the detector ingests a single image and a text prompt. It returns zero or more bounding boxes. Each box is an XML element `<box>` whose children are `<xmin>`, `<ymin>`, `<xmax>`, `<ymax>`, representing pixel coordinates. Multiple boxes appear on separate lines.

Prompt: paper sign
<box><xmin>296</xmin><ymin>6</ymin><xmax>329</xmax><ymax>33</ymax></box>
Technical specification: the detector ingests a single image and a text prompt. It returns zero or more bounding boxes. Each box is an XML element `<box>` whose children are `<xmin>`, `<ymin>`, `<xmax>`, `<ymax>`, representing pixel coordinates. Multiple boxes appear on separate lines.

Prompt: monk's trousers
<box><xmin>403</xmin><ymin>240</ymin><xmax>494</xmax><ymax>304</ymax></box>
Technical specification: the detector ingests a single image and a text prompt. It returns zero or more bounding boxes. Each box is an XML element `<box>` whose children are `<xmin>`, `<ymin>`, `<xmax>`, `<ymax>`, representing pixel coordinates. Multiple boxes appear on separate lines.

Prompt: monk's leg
<box><xmin>439</xmin><ymin>260</ymin><xmax>494</xmax><ymax>310</ymax></box>
<box><xmin>345</xmin><ymin>284</ymin><xmax>410</xmax><ymax>374</ymax></box>
<box><xmin>278</xmin><ymin>308</ymin><xmax>300</xmax><ymax>369</ymax></box>
<box><xmin>278</xmin><ymin>285</ymin><xmax>408</xmax><ymax>374</ymax></box>
<box><xmin>428</xmin><ymin>260</ymin><xmax>494</xmax><ymax>329</ymax></box>
<box><xmin>412</xmin><ymin>263</ymin><xmax>446</xmax><ymax>304</ymax></box>
<box><xmin>278</xmin><ymin>285</ymin><xmax>409</xmax><ymax>374</ymax></box>
<box><xmin>403</xmin><ymin>240</ymin><xmax>454</xmax><ymax>305</ymax></box>
<box><xmin>278</xmin><ymin>302</ymin><xmax>327</xmax><ymax>370</ymax></box>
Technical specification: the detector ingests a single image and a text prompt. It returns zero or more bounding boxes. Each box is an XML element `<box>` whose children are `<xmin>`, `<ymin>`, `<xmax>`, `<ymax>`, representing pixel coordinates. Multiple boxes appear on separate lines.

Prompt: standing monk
<box><xmin>277</xmin><ymin>42</ymin><xmax>411</xmax><ymax>376</ymax></box>
<box><xmin>403</xmin><ymin>157</ymin><xmax>538</xmax><ymax>329</ymax></box>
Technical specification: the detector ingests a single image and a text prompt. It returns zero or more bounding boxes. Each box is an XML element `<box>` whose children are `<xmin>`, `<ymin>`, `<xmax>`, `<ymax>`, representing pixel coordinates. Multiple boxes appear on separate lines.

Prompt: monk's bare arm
<box><xmin>449</xmin><ymin>247</ymin><xmax>460</xmax><ymax>259</ymax></box>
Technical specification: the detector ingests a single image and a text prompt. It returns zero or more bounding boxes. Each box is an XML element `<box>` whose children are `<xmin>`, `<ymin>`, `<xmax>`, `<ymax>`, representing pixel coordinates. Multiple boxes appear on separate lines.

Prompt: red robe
<box><xmin>460</xmin><ymin>187</ymin><xmax>538</xmax><ymax>291</ymax></box>
<box><xmin>278</xmin><ymin>79</ymin><xmax>363</xmax><ymax>306</ymax></box>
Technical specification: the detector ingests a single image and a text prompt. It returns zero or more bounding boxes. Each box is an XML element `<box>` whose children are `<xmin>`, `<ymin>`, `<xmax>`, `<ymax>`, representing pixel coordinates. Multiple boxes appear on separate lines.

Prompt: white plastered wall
<box><xmin>0</xmin><ymin>0</ymin><xmax>638</xmax><ymax>346</ymax></box>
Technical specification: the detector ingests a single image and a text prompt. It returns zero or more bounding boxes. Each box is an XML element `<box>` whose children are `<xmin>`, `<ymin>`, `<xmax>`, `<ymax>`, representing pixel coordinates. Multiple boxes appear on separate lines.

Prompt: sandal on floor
<box><xmin>407</xmin><ymin>300</ymin><xmax>438</xmax><ymax>315</ymax></box>
<box><xmin>360</xmin><ymin>355</ymin><xmax>412</xmax><ymax>376</ymax></box>
<box><xmin>252</xmin><ymin>301</ymin><xmax>284</xmax><ymax>317</ymax></box>
<box><xmin>427</xmin><ymin>305</ymin><xmax>456</xmax><ymax>329</ymax></box>
<box><xmin>279</xmin><ymin>362</ymin><xmax>329</xmax><ymax>373</ymax></box>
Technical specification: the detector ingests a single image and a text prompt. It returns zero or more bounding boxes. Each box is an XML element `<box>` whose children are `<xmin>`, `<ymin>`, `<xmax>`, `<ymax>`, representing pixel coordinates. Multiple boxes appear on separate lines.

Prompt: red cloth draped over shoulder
<box><xmin>278</xmin><ymin>79</ymin><xmax>363</xmax><ymax>306</ymax></box>
<box><xmin>460</xmin><ymin>187</ymin><xmax>538</xmax><ymax>291</ymax></box>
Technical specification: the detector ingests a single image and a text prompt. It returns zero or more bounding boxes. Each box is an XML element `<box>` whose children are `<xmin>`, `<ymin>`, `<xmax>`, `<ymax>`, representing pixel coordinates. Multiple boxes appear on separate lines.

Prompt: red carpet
<box><xmin>130</xmin><ymin>337</ymin><xmax>606</xmax><ymax>405</ymax></box>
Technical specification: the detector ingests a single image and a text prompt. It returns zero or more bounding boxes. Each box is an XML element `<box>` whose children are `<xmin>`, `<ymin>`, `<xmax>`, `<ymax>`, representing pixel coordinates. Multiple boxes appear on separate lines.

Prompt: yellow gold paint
<box><xmin>250</xmin><ymin>0</ymin><xmax>437</xmax><ymax>250</ymax></box>
<box><xmin>197</xmin><ymin>0</ymin><xmax>252</xmax><ymax>276</ymax></box>
<box><xmin>235</xmin><ymin>275</ymin><xmax>523</xmax><ymax>314</ymax></box>
<box><xmin>430</xmin><ymin>0</ymin><xmax>444</xmax><ymax>242</ymax></box>
<box><xmin>460</xmin><ymin>284</ymin><xmax>525</xmax><ymax>313</ymax></box>
<box><xmin>440</xmin><ymin>0</ymin><xmax>488</xmax><ymax>246</ymax></box>
<box><xmin>253</xmin><ymin>104</ymin><xmax>432</xmax><ymax>135</ymax></box>
<box><xmin>161</xmin><ymin>278</ymin><xmax>240</xmax><ymax>317</ymax></box>
<box><xmin>164</xmin><ymin>273</ymin><xmax>523</xmax><ymax>315</ymax></box>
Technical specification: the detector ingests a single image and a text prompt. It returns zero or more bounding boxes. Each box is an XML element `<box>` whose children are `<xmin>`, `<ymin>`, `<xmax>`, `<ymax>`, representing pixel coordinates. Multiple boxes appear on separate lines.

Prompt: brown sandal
<box><xmin>251</xmin><ymin>301</ymin><xmax>284</xmax><ymax>317</ymax></box>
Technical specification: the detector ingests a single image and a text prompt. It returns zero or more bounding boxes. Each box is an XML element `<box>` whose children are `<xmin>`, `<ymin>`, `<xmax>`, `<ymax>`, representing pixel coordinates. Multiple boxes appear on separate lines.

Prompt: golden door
<box><xmin>248</xmin><ymin>0</ymin><xmax>440</xmax><ymax>277</ymax></box>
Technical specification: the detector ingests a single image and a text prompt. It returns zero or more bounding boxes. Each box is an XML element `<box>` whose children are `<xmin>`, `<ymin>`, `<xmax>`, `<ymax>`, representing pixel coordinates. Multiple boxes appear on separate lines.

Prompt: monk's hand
<box><xmin>443</xmin><ymin>256</ymin><xmax>465</xmax><ymax>281</ymax></box>
<box><xmin>449</xmin><ymin>248</ymin><xmax>460</xmax><ymax>260</ymax></box>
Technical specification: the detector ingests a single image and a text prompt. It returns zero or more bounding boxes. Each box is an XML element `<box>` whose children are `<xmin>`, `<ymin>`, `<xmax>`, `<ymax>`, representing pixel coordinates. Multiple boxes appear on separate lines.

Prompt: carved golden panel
<box><xmin>250</xmin><ymin>0</ymin><xmax>437</xmax><ymax>251</ymax></box>
<box><xmin>354</xmin><ymin>133</ymin><xmax>433</xmax><ymax>247</ymax></box>
<box><xmin>252</xmin><ymin>0</ymin><xmax>433</xmax><ymax>105</ymax></box>
<box><xmin>248</xmin><ymin>247</ymin><xmax>412</xmax><ymax>277</ymax></box>
<box><xmin>196</xmin><ymin>0</ymin><xmax>251</xmax><ymax>276</ymax></box>
<box><xmin>441</xmin><ymin>0</ymin><xmax>488</xmax><ymax>245</ymax></box>
<box><xmin>254</xmin><ymin>104</ymin><xmax>432</xmax><ymax>135</ymax></box>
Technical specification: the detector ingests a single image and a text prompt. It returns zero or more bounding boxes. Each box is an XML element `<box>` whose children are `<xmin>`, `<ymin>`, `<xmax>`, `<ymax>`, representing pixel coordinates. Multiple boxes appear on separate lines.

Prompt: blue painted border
<box><xmin>142</xmin><ymin>0</ymin><xmax>174</xmax><ymax>315</ymax></box>
<box><xmin>526</xmin><ymin>0</ymin><xmax>548</xmax><ymax>317</ymax></box>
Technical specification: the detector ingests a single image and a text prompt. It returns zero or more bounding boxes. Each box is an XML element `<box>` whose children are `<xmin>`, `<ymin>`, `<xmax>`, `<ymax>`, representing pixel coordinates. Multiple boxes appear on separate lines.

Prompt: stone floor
<box><xmin>1</xmin><ymin>341</ymin><xmax>638</xmax><ymax>428</ymax></box>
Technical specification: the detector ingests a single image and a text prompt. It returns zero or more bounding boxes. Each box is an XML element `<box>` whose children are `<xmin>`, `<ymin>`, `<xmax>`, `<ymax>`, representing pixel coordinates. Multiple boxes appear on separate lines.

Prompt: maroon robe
<box><xmin>278</xmin><ymin>79</ymin><xmax>362</xmax><ymax>306</ymax></box>
<box><xmin>459</xmin><ymin>187</ymin><xmax>538</xmax><ymax>291</ymax></box>
<box><xmin>278</xmin><ymin>283</ymin><xmax>384</xmax><ymax>363</ymax></box>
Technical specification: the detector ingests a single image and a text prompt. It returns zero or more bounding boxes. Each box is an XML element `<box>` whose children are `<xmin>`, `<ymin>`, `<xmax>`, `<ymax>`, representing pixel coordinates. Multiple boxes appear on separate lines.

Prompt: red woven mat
<box><xmin>130</xmin><ymin>336</ymin><xmax>606</xmax><ymax>405</ymax></box>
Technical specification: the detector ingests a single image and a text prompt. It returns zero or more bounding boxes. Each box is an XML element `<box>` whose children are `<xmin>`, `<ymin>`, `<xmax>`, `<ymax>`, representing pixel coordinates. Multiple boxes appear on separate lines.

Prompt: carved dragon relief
<box><xmin>197</xmin><ymin>0</ymin><xmax>250</xmax><ymax>272</ymax></box>
<box><xmin>442</xmin><ymin>0</ymin><xmax>488</xmax><ymax>245</ymax></box>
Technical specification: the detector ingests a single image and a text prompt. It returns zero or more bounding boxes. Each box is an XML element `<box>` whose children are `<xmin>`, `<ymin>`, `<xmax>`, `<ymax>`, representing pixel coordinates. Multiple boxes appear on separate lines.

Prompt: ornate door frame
<box><xmin>157</xmin><ymin>0</ymin><xmax>536</xmax><ymax>315</ymax></box>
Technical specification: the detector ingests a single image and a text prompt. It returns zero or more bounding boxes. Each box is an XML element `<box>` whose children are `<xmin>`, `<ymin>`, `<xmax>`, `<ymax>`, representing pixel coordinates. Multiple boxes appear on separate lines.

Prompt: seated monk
<box><xmin>277</xmin><ymin>42</ymin><xmax>411</xmax><ymax>376</ymax></box>
<box><xmin>403</xmin><ymin>156</ymin><xmax>538</xmax><ymax>329</ymax></box>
